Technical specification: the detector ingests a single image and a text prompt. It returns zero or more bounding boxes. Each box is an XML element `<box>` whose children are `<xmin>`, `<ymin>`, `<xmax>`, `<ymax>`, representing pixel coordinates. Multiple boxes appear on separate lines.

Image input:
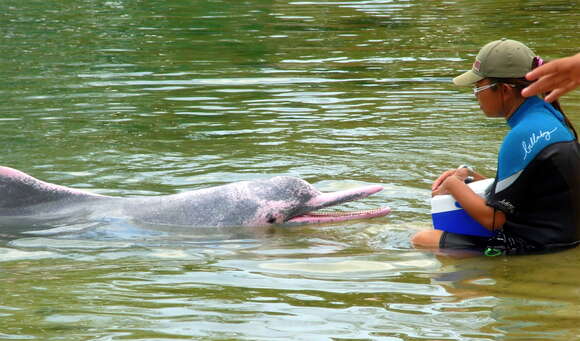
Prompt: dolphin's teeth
<box><xmin>307</xmin><ymin>208</ymin><xmax>385</xmax><ymax>217</ymax></box>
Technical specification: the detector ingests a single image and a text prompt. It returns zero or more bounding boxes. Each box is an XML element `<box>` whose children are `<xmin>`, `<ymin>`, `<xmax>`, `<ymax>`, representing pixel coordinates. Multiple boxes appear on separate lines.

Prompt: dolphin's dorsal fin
<box><xmin>0</xmin><ymin>166</ymin><xmax>103</xmax><ymax>210</ymax></box>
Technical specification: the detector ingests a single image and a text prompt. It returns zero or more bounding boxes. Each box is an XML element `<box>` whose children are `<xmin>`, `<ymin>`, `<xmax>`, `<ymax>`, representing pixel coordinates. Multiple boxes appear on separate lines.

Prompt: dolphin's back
<box><xmin>0</xmin><ymin>167</ymin><xmax>103</xmax><ymax>213</ymax></box>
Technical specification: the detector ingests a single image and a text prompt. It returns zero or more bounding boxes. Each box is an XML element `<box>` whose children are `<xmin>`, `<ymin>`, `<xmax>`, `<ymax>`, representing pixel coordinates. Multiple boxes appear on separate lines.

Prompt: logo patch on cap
<box><xmin>473</xmin><ymin>60</ymin><xmax>481</xmax><ymax>72</ymax></box>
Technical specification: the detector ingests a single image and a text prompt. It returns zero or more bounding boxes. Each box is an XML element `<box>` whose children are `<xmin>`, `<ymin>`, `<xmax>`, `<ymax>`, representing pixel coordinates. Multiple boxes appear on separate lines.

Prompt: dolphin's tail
<box><xmin>0</xmin><ymin>166</ymin><xmax>105</xmax><ymax>212</ymax></box>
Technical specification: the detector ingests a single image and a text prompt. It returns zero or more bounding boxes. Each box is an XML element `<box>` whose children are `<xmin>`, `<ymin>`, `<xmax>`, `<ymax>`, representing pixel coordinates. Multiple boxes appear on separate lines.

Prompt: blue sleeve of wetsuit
<box><xmin>497</xmin><ymin>114</ymin><xmax>574</xmax><ymax>184</ymax></box>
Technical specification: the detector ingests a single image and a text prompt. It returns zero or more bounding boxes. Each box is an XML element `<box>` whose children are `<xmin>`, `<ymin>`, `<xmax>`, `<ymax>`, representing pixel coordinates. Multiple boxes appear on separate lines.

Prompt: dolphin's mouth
<box><xmin>285</xmin><ymin>207</ymin><xmax>391</xmax><ymax>225</ymax></box>
<box><xmin>284</xmin><ymin>184</ymin><xmax>391</xmax><ymax>225</ymax></box>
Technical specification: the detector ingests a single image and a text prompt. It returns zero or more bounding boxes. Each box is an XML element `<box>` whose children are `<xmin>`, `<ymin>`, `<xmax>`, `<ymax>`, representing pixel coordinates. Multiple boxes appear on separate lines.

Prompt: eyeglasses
<box><xmin>473</xmin><ymin>83</ymin><xmax>497</xmax><ymax>96</ymax></box>
<box><xmin>473</xmin><ymin>82</ymin><xmax>516</xmax><ymax>96</ymax></box>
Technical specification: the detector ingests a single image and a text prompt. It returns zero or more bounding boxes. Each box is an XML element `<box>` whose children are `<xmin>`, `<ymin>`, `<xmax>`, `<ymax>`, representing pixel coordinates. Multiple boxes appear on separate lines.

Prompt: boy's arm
<box><xmin>444</xmin><ymin>176</ymin><xmax>506</xmax><ymax>230</ymax></box>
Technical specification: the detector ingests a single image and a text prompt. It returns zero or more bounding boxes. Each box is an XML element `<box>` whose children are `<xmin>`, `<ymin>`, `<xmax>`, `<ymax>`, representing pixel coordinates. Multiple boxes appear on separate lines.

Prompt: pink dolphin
<box><xmin>0</xmin><ymin>166</ymin><xmax>390</xmax><ymax>229</ymax></box>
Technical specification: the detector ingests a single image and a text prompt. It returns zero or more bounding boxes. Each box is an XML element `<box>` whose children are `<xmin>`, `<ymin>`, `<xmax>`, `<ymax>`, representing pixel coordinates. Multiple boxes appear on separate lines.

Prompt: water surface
<box><xmin>1</xmin><ymin>0</ymin><xmax>580</xmax><ymax>340</ymax></box>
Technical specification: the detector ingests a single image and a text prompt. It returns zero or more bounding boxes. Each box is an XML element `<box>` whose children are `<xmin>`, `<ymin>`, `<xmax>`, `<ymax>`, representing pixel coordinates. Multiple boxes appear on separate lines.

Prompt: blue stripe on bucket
<box><xmin>432</xmin><ymin>210</ymin><xmax>492</xmax><ymax>237</ymax></box>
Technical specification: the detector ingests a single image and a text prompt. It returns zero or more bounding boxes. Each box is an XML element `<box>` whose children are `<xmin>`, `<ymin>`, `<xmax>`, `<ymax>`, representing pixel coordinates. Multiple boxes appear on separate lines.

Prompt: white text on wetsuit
<box><xmin>522</xmin><ymin>127</ymin><xmax>558</xmax><ymax>160</ymax></box>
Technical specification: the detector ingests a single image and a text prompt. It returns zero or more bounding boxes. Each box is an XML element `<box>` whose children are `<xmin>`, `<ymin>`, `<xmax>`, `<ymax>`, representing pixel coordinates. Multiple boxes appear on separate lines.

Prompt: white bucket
<box><xmin>430</xmin><ymin>178</ymin><xmax>494</xmax><ymax>237</ymax></box>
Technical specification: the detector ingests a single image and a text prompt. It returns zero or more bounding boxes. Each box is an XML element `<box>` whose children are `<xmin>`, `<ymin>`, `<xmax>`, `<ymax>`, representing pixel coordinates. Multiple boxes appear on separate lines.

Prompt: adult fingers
<box><xmin>521</xmin><ymin>73</ymin><xmax>560</xmax><ymax>97</ymax></box>
<box><xmin>525</xmin><ymin>62</ymin><xmax>560</xmax><ymax>81</ymax></box>
<box><xmin>543</xmin><ymin>82</ymin><xmax>576</xmax><ymax>102</ymax></box>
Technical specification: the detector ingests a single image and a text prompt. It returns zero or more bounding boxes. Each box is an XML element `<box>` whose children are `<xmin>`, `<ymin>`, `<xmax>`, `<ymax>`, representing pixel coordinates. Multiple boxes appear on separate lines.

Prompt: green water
<box><xmin>1</xmin><ymin>0</ymin><xmax>580</xmax><ymax>340</ymax></box>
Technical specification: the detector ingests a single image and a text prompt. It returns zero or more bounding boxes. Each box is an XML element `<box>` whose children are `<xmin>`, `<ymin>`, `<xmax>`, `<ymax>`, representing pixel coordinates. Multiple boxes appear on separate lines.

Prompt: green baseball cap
<box><xmin>453</xmin><ymin>38</ymin><xmax>536</xmax><ymax>86</ymax></box>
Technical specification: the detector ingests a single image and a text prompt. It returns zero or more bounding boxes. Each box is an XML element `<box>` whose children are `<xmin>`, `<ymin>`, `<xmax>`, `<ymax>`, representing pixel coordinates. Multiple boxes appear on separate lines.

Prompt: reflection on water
<box><xmin>1</xmin><ymin>0</ymin><xmax>580</xmax><ymax>339</ymax></box>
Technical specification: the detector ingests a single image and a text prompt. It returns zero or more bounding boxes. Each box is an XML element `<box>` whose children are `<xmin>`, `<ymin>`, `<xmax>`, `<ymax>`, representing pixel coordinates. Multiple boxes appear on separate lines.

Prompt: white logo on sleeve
<box><xmin>522</xmin><ymin>127</ymin><xmax>558</xmax><ymax>160</ymax></box>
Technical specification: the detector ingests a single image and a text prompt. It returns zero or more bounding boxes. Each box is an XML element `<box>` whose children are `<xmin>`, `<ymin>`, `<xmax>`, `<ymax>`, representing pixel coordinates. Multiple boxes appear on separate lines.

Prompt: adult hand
<box><xmin>522</xmin><ymin>53</ymin><xmax>580</xmax><ymax>102</ymax></box>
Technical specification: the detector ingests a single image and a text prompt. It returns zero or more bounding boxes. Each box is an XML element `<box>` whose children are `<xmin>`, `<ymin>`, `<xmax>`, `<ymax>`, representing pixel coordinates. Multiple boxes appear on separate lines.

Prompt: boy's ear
<box><xmin>500</xmin><ymin>83</ymin><xmax>516</xmax><ymax>95</ymax></box>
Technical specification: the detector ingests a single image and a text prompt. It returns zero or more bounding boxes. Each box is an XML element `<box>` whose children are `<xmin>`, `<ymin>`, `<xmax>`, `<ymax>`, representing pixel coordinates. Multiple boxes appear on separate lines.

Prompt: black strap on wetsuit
<box><xmin>484</xmin><ymin>208</ymin><xmax>502</xmax><ymax>256</ymax></box>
